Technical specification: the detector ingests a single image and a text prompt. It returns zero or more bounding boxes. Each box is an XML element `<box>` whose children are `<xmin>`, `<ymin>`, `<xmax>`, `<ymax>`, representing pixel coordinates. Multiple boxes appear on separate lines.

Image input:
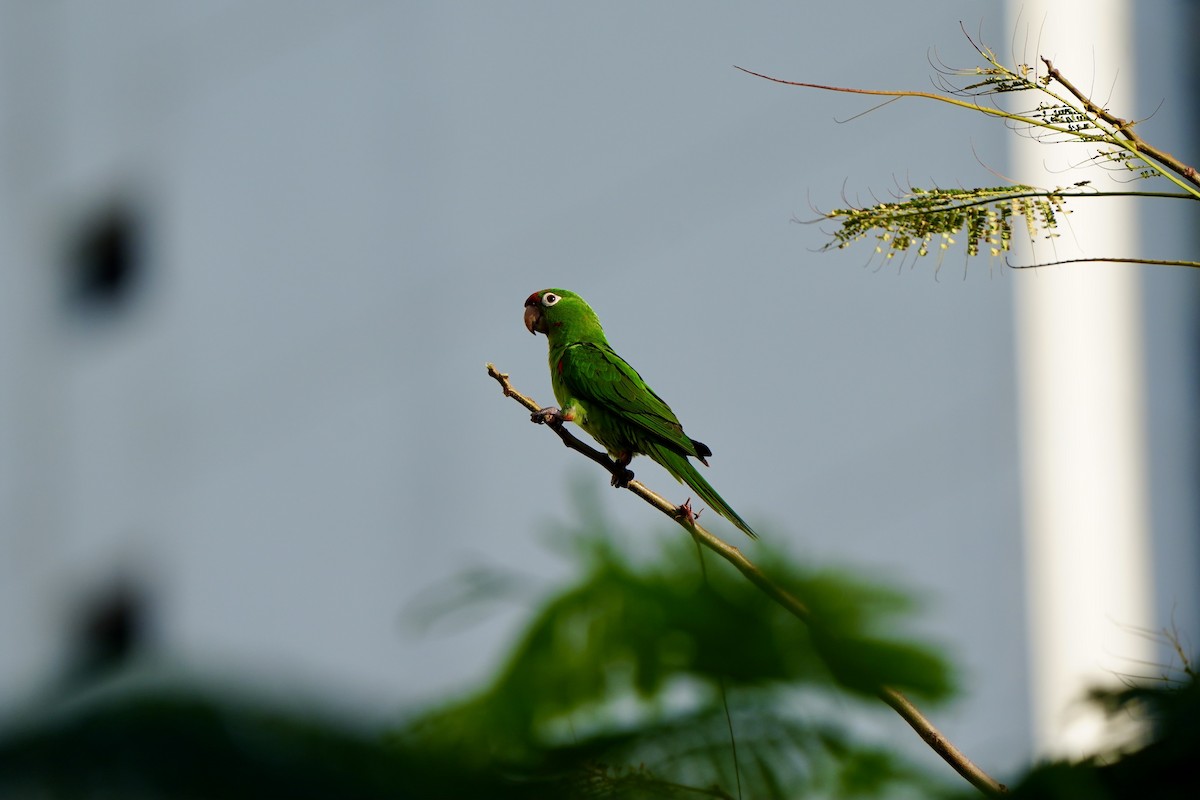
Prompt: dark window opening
<box><xmin>66</xmin><ymin>203</ymin><xmax>143</xmax><ymax>316</ymax></box>
<box><xmin>60</xmin><ymin>576</ymin><xmax>155</xmax><ymax>689</ymax></box>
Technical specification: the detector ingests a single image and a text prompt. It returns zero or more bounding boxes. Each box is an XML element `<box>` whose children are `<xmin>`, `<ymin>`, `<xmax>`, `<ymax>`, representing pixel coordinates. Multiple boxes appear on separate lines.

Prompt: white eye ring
<box><xmin>542</xmin><ymin>292</ymin><xmax>560</xmax><ymax>306</ymax></box>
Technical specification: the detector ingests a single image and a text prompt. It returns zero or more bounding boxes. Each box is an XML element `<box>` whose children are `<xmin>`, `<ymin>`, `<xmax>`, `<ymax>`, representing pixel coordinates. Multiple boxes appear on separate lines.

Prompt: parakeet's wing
<box><xmin>557</xmin><ymin>343</ymin><xmax>709</xmax><ymax>460</ymax></box>
<box><xmin>557</xmin><ymin>341</ymin><xmax>757</xmax><ymax>539</ymax></box>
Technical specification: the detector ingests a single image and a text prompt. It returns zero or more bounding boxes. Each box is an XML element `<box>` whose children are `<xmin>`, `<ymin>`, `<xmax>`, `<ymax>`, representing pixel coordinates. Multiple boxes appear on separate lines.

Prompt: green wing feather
<box><xmin>557</xmin><ymin>343</ymin><xmax>707</xmax><ymax>459</ymax></box>
<box><xmin>556</xmin><ymin>342</ymin><xmax>757</xmax><ymax>539</ymax></box>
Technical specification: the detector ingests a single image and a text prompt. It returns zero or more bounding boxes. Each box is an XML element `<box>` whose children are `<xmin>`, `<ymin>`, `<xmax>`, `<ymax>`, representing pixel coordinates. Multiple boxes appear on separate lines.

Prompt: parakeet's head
<box><xmin>523</xmin><ymin>289</ymin><xmax>604</xmax><ymax>343</ymax></box>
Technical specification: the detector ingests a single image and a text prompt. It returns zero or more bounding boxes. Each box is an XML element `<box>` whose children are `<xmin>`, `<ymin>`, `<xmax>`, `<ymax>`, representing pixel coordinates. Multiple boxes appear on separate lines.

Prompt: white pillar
<box><xmin>1007</xmin><ymin>0</ymin><xmax>1154</xmax><ymax>759</ymax></box>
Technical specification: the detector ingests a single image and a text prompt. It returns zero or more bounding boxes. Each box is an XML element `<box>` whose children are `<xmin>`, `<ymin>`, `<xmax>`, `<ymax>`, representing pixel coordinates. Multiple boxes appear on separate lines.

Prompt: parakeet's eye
<box><xmin>542</xmin><ymin>292</ymin><xmax>560</xmax><ymax>307</ymax></box>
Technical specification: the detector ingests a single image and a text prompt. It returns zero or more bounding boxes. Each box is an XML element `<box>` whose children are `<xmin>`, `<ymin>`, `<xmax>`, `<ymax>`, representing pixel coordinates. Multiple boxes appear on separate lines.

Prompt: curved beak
<box><xmin>524</xmin><ymin>301</ymin><xmax>544</xmax><ymax>335</ymax></box>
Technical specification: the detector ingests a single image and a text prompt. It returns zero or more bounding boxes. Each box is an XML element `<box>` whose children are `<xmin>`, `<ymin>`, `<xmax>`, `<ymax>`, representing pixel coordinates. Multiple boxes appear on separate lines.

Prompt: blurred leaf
<box><xmin>0</xmin><ymin>482</ymin><xmax>958</xmax><ymax>798</ymax></box>
<box><xmin>402</xmin><ymin>483</ymin><xmax>955</xmax><ymax>797</ymax></box>
<box><xmin>402</xmin><ymin>564</ymin><xmax>539</xmax><ymax>635</ymax></box>
<box><xmin>772</xmin><ymin>564</ymin><xmax>955</xmax><ymax>702</ymax></box>
<box><xmin>0</xmin><ymin>686</ymin><xmax>525</xmax><ymax>800</ymax></box>
<box><xmin>971</xmin><ymin>670</ymin><xmax>1200</xmax><ymax>800</ymax></box>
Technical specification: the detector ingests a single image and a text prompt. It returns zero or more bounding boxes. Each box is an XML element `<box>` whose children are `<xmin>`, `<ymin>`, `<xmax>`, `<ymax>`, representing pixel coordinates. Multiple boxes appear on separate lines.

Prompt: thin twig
<box><xmin>486</xmin><ymin>363</ymin><xmax>1006</xmax><ymax>796</ymax></box>
<box><xmin>732</xmin><ymin>66</ymin><xmax>1087</xmax><ymax>143</ymax></box>
<box><xmin>1007</xmin><ymin>256</ymin><xmax>1200</xmax><ymax>270</ymax></box>
<box><xmin>836</xmin><ymin>189</ymin><xmax>1196</xmax><ymax>223</ymax></box>
<box><xmin>1042</xmin><ymin>58</ymin><xmax>1200</xmax><ymax>191</ymax></box>
<box><xmin>736</xmin><ymin>54</ymin><xmax>1200</xmax><ymax>201</ymax></box>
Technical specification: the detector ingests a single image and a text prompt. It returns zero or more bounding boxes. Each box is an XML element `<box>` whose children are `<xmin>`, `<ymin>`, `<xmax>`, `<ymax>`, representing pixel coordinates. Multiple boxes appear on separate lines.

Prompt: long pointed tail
<box><xmin>646</xmin><ymin>443</ymin><xmax>758</xmax><ymax>540</ymax></box>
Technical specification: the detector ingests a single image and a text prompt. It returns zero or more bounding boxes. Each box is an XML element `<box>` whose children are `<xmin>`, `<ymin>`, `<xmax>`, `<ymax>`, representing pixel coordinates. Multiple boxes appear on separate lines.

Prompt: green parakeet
<box><xmin>523</xmin><ymin>288</ymin><xmax>757</xmax><ymax>539</ymax></box>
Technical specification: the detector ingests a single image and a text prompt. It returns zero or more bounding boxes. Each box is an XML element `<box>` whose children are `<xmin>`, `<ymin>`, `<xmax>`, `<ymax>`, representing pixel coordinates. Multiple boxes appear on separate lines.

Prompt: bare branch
<box><xmin>1042</xmin><ymin>58</ymin><xmax>1200</xmax><ymax>191</ymax></box>
<box><xmin>1008</xmin><ymin>256</ymin><xmax>1200</xmax><ymax>270</ymax></box>
<box><xmin>732</xmin><ymin>65</ymin><xmax>1096</xmax><ymax>143</ymax></box>
<box><xmin>486</xmin><ymin>363</ymin><xmax>1007</xmax><ymax>797</ymax></box>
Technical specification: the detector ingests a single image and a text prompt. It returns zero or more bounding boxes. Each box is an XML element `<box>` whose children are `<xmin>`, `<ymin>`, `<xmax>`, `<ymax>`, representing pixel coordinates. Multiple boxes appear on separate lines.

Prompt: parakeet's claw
<box><xmin>609</xmin><ymin>451</ymin><xmax>635</xmax><ymax>488</ymax></box>
<box><xmin>531</xmin><ymin>406</ymin><xmax>564</xmax><ymax>428</ymax></box>
<box><xmin>609</xmin><ymin>466</ymin><xmax>635</xmax><ymax>488</ymax></box>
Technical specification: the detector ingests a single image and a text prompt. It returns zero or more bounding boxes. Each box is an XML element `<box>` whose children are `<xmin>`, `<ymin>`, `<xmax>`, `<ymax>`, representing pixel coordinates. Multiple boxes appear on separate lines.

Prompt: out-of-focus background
<box><xmin>0</xmin><ymin>0</ymin><xmax>1196</xmax><ymax>786</ymax></box>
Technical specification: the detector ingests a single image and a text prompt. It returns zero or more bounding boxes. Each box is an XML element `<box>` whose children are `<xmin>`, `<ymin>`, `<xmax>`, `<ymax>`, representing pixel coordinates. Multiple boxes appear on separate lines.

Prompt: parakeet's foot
<box><xmin>609</xmin><ymin>466</ymin><xmax>635</xmax><ymax>488</ymax></box>
<box><xmin>531</xmin><ymin>406</ymin><xmax>564</xmax><ymax>427</ymax></box>
<box><xmin>609</xmin><ymin>451</ymin><xmax>635</xmax><ymax>488</ymax></box>
<box><xmin>532</xmin><ymin>406</ymin><xmax>578</xmax><ymax>428</ymax></box>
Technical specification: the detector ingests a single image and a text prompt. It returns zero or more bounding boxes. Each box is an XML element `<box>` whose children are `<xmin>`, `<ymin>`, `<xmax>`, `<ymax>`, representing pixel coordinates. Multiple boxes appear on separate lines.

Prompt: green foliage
<box><xmin>801</xmin><ymin>571</ymin><xmax>953</xmax><ymax>700</ymax></box>
<box><xmin>0</xmin><ymin>487</ymin><xmax>955</xmax><ymax>798</ymax></box>
<box><xmin>973</xmin><ymin>670</ymin><xmax>1200</xmax><ymax>800</ymax></box>
<box><xmin>0</xmin><ymin>687</ymin><xmax>525</xmax><ymax>800</ymax></box>
<box><xmin>787</xmin><ymin>30</ymin><xmax>1200</xmax><ymax>269</ymax></box>
<box><xmin>824</xmin><ymin>185</ymin><xmax>1066</xmax><ymax>265</ymax></box>
<box><xmin>14</xmin><ymin>482</ymin><xmax>1199</xmax><ymax>798</ymax></box>
<box><xmin>402</xmin><ymin>484</ymin><xmax>954</xmax><ymax>797</ymax></box>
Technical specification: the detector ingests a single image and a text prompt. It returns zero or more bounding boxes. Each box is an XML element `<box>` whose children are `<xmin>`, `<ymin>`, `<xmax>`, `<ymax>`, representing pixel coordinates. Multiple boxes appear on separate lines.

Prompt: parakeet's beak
<box><xmin>524</xmin><ymin>298</ymin><xmax>545</xmax><ymax>335</ymax></box>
